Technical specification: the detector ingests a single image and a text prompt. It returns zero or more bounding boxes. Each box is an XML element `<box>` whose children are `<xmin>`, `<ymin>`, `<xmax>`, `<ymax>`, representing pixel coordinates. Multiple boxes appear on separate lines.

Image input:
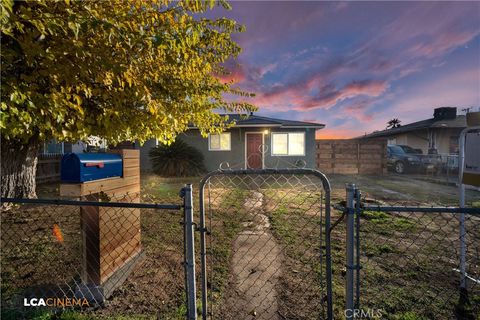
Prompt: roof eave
<box><xmin>235</xmin><ymin>124</ymin><xmax>282</xmax><ymax>128</ymax></box>
<box><xmin>188</xmin><ymin>124</ymin><xmax>325</xmax><ymax>129</ymax></box>
<box><xmin>281</xmin><ymin>125</ymin><xmax>325</xmax><ymax>129</ymax></box>
<box><xmin>187</xmin><ymin>124</ymin><xmax>282</xmax><ymax>129</ymax></box>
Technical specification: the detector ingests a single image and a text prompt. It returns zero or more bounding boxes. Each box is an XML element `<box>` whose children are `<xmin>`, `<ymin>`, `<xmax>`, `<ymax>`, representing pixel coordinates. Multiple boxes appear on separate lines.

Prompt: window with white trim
<box><xmin>209</xmin><ymin>133</ymin><xmax>231</xmax><ymax>151</ymax></box>
<box><xmin>271</xmin><ymin>132</ymin><xmax>305</xmax><ymax>155</ymax></box>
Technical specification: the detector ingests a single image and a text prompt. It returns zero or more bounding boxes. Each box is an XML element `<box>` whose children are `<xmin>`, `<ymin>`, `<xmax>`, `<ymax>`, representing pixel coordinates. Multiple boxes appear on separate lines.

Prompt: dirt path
<box><xmin>223</xmin><ymin>191</ymin><xmax>282</xmax><ymax>320</ymax></box>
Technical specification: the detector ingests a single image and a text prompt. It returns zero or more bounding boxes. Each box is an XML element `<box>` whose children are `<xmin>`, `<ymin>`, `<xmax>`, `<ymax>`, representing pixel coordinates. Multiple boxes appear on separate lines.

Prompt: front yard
<box><xmin>1</xmin><ymin>173</ymin><xmax>478</xmax><ymax>319</ymax></box>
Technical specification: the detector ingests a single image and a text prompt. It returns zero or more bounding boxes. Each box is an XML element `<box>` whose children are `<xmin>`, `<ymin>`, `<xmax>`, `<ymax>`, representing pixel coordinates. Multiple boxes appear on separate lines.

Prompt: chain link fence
<box><xmin>198</xmin><ymin>169</ymin><xmax>333</xmax><ymax>320</ymax></box>
<box><xmin>342</xmin><ymin>185</ymin><xmax>480</xmax><ymax>319</ymax></box>
<box><xmin>1</xmin><ymin>191</ymin><xmax>190</xmax><ymax>319</ymax></box>
<box><xmin>3</xmin><ymin>171</ymin><xmax>478</xmax><ymax>320</ymax></box>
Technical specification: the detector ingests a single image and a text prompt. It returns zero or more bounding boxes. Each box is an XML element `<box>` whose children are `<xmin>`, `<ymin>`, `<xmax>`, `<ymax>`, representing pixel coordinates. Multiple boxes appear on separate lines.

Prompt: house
<box><xmin>40</xmin><ymin>137</ymin><xmax>108</xmax><ymax>155</ymax></box>
<box><xmin>139</xmin><ymin>113</ymin><xmax>325</xmax><ymax>172</ymax></box>
<box><xmin>41</xmin><ymin>140</ymin><xmax>87</xmax><ymax>154</ymax></box>
<box><xmin>360</xmin><ymin>107</ymin><xmax>467</xmax><ymax>155</ymax></box>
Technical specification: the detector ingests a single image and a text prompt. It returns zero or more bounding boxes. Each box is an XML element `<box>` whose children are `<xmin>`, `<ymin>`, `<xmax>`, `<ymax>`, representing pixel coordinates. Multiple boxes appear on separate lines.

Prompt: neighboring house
<box><xmin>41</xmin><ymin>140</ymin><xmax>86</xmax><ymax>154</ymax></box>
<box><xmin>40</xmin><ymin>138</ymin><xmax>108</xmax><ymax>155</ymax></box>
<box><xmin>361</xmin><ymin>107</ymin><xmax>467</xmax><ymax>155</ymax></box>
<box><xmin>139</xmin><ymin>113</ymin><xmax>325</xmax><ymax>172</ymax></box>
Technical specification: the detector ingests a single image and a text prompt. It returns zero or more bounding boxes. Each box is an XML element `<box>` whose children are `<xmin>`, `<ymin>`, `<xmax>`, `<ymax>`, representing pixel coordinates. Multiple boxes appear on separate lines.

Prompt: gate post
<box><xmin>182</xmin><ymin>184</ymin><xmax>197</xmax><ymax>320</ymax></box>
<box><xmin>355</xmin><ymin>188</ymin><xmax>362</xmax><ymax>310</ymax></box>
<box><xmin>345</xmin><ymin>184</ymin><xmax>356</xmax><ymax>320</ymax></box>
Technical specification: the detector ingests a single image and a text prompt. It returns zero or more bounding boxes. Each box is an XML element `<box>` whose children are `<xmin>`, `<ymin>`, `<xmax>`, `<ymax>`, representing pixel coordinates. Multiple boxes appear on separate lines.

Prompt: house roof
<box><xmin>360</xmin><ymin>115</ymin><xmax>466</xmax><ymax>139</ymax></box>
<box><xmin>189</xmin><ymin>113</ymin><xmax>325</xmax><ymax>129</ymax></box>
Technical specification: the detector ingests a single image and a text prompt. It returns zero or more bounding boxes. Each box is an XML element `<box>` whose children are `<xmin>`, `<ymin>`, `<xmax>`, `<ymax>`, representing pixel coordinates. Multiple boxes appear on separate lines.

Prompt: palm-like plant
<box><xmin>386</xmin><ymin>118</ymin><xmax>401</xmax><ymax>129</ymax></box>
<box><xmin>149</xmin><ymin>139</ymin><xmax>206</xmax><ymax>177</ymax></box>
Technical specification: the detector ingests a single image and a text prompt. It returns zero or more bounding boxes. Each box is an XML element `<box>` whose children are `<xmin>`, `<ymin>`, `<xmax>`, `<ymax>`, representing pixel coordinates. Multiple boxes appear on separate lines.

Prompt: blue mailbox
<box><xmin>61</xmin><ymin>153</ymin><xmax>123</xmax><ymax>183</ymax></box>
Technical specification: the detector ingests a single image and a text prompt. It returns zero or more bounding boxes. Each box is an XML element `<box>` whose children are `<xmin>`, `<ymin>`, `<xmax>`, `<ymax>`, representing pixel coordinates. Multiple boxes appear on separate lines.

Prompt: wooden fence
<box><xmin>316</xmin><ymin>139</ymin><xmax>387</xmax><ymax>174</ymax></box>
<box><xmin>36</xmin><ymin>153</ymin><xmax>62</xmax><ymax>184</ymax></box>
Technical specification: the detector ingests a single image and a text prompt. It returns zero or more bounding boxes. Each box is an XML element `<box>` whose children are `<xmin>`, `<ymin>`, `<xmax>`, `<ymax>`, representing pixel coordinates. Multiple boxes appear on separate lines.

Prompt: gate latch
<box><xmin>195</xmin><ymin>226</ymin><xmax>211</xmax><ymax>235</ymax></box>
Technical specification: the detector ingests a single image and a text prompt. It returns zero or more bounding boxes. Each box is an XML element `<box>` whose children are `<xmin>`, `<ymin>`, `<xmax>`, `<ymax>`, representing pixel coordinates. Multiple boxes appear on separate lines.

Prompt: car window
<box><xmin>388</xmin><ymin>145</ymin><xmax>404</xmax><ymax>154</ymax></box>
<box><xmin>399</xmin><ymin>145</ymin><xmax>419</xmax><ymax>154</ymax></box>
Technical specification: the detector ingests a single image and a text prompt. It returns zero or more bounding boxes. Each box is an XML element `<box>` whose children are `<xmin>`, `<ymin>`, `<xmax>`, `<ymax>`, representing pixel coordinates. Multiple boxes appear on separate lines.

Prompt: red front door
<box><xmin>246</xmin><ymin>133</ymin><xmax>263</xmax><ymax>169</ymax></box>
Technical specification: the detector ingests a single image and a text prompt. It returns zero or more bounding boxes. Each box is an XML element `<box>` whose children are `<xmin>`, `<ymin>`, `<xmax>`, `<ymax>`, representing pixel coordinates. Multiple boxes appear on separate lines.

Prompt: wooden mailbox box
<box><xmin>60</xmin><ymin>149</ymin><xmax>143</xmax><ymax>298</ymax></box>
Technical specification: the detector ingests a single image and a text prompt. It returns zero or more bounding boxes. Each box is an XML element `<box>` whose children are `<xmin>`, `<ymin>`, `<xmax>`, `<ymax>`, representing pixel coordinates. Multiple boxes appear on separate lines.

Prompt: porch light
<box><xmin>263</xmin><ymin>129</ymin><xmax>269</xmax><ymax>135</ymax></box>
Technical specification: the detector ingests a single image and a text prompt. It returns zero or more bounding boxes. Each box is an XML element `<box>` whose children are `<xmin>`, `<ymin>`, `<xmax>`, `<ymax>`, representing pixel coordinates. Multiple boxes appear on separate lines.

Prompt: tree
<box><xmin>1</xmin><ymin>0</ymin><xmax>255</xmax><ymax>198</ymax></box>
<box><xmin>386</xmin><ymin>118</ymin><xmax>401</xmax><ymax>129</ymax></box>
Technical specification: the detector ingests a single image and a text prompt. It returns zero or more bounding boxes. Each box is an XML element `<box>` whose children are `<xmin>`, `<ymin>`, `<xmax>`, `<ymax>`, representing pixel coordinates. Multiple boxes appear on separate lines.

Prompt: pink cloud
<box><xmin>343</xmin><ymin>101</ymin><xmax>375</xmax><ymax>122</ymax></box>
<box><xmin>218</xmin><ymin>59</ymin><xmax>283</xmax><ymax>91</ymax></box>
<box><xmin>246</xmin><ymin>78</ymin><xmax>389</xmax><ymax>114</ymax></box>
<box><xmin>343</xmin><ymin>3</ymin><xmax>480</xmax><ymax>82</ymax></box>
<box><xmin>217</xmin><ymin>66</ymin><xmax>247</xmax><ymax>84</ymax></box>
<box><xmin>342</xmin><ymin>80</ymin><xmax>387</xmax><ymax>98</ymax></box>
<box><xmin>380</xmin><ymin>68</ymin><xmax>480</xmax><ymax>121</ymax></box>
<box><xmin>321</xmin><ymin>67</ymin><xmax>480</xmax><ymax>139</ymax></box>
<box><xmin>297</xmin><ymin>79</ymin><xmax>389</xmax><ymax>110</ymax></box>
<box><xmin>407</xmin><ymin>30</ymin><xmax>479</xmax><ymax>58</ymax></box>
<box><xmin>213</xmin><ymin>1</ymin><xmax>479</xmax><ymax>139</ymax></box>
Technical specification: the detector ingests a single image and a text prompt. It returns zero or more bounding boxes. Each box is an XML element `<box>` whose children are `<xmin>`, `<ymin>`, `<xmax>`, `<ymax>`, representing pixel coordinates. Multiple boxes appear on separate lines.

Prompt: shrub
<box><xmin>149</xmin><ymin>139</ymin><xmax>206</xmax><ymax>177</ymax></box>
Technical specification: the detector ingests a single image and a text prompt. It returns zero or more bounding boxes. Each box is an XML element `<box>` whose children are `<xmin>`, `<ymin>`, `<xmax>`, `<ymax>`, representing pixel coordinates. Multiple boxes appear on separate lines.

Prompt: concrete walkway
<box><xmin>223</xmin><ymin>191</ymin><xmax>282</xmax><ymax>319</ymax></box>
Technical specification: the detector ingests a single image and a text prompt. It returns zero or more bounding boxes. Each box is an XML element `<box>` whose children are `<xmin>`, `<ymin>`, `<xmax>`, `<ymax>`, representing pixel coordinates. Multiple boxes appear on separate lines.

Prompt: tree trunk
<box><xmin>1</xmin><ymin>137</ymin><xmax>40</xmax><ymax>199</ymax></box>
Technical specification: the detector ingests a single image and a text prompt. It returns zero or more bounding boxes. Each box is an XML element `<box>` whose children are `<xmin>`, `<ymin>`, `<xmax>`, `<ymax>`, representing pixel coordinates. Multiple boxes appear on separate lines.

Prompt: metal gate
<box><xmin>198</xmin><ymin>169</ymin><xmax>333</xmax><ymax>319</ymax></box>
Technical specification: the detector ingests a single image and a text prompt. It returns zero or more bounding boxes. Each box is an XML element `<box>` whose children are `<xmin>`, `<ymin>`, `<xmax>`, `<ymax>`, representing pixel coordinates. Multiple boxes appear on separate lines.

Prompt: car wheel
<box><xmin>395</xmin><ymin>161</ymin><xmax>405</xmax><ymax>174</ymax></box>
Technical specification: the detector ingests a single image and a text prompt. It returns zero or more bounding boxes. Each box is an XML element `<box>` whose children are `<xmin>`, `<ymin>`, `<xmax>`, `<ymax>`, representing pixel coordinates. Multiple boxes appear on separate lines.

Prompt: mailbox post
<box><xmin>60</xmin><ymin>149</ymin><xmax>142</xmax><ymax>299</ymax></box>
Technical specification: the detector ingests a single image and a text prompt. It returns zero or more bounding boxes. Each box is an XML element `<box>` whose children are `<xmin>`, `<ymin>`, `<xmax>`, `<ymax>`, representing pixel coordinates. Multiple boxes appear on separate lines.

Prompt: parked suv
<box><xmin>387</xmin><ymin>145</ymin><xmax>423</xmax><ymax>174</ymax></box>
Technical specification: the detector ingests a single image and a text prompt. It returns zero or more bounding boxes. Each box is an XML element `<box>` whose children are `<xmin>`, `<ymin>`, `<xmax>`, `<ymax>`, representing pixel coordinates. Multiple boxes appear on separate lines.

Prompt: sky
<box><xmin>209</xmin><ymin>1</ymin><xmax>480</xmax><ymax>138</ymax></box>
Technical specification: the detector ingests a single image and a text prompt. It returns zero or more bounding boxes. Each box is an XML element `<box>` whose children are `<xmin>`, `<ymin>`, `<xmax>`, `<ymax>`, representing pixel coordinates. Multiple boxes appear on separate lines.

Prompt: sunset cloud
<box><xmin>210</xmin><ymin>1</ymin><xmax>480</xmax><ymax>138</ymax></box>
<box><xmin>217</xmin><ymin>63</ymin><xmax>247</xmax><ymax>84</ymax></box>
<box><xmin>297</xmin><ymin>80</ymin><xmax>388</xmax><ymax>110</ymax></box>
<box><xmin>248</xmin><ymin>79</ymin><xmax>388</xmax><ymax>112</ymax></box>
<box><xmin>407</xmin><ymin>30</ymin><xmax>480</xmax><ymax>58</ymax></box>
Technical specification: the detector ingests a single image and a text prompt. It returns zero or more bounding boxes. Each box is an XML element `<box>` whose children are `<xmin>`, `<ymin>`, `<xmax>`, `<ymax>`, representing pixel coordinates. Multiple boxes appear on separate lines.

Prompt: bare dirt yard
<box><xmin>328</xmin><ymin>173</ymin><xmax>479</xmax><ymax>206</ymax></box>
<box><xmin>1</xmin><ymin>176</ymin><xmax>191</xmax><ymax>320</ymax></box>
<box><xmin>1</xmin><ymin>173</ymin><xmax>478</xmax><ymax>319</ymax></box>
<box><xmin>326</xmin><ymin>174</ymin><xmax>480</xmax><ymax>319</ymax></box>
